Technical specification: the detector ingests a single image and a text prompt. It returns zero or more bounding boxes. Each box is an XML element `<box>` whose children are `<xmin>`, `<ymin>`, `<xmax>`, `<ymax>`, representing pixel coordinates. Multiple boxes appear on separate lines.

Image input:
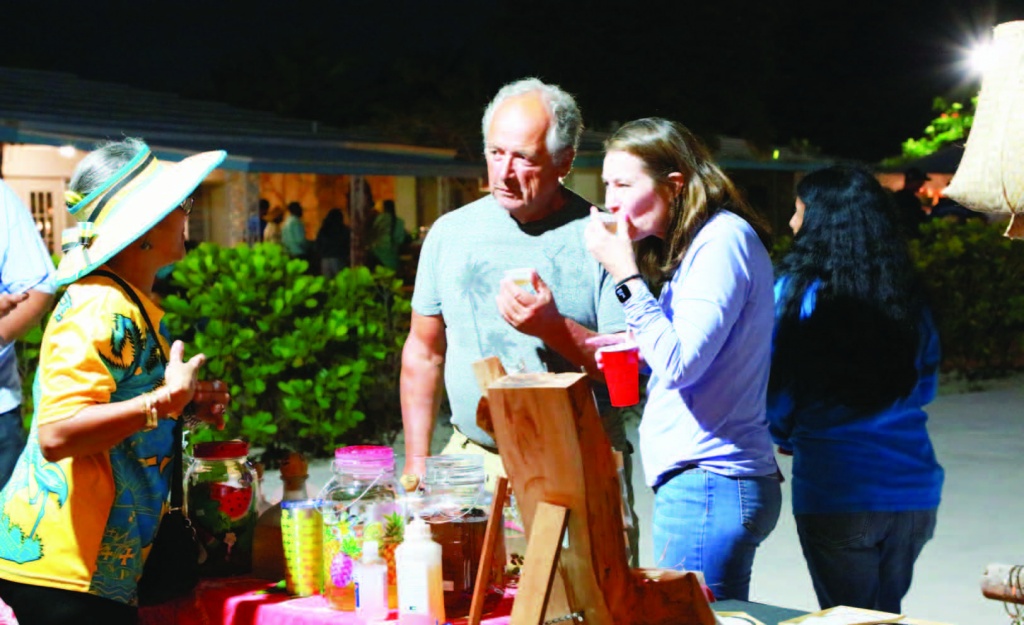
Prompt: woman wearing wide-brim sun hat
<box><xmin>0</xmin><ymin>138</ymin><xmax>231</xmax><ymax>624</ymax></box>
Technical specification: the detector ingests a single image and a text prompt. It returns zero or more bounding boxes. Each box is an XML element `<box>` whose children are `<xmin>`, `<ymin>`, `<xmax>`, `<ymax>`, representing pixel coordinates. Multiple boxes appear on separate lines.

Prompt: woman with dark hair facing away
<box><xmin>768</xmin><ymin>165</ymin><xmax>943</xmax><ymax>613</ymax></box>
<box><xmin>584</xmin><ymin>118</ymin><xmax>781</xmax><ymax>601</ymax></box>
<box><xmin>0</xmin><ymin>138</ymin><xmax>230</xmax><ymax>624</ymax></box>
<box><xmin>315</xmin><ymin>208</ymin><xmax>351</xmax><ymax>279</ymax></box>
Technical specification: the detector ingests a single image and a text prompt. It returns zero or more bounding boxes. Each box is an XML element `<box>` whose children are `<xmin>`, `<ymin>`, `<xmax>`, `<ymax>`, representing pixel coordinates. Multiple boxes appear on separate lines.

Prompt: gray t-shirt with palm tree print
<box><xmin>412</xmin><ymin>188</ymin><xmax>626</xmax><ymax>449</ymax></box>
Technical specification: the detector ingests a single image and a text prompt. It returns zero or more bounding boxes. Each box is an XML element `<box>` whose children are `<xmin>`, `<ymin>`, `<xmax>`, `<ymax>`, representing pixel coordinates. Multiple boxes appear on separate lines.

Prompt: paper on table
<box><xmin>716</xmin><ymin>611</ymin><xmax>767</xmax><ymax>625</ymax></box>
<box><xmin>780</xmin><ymin>606</ymin><xmax>909</xmax><ymax>625</ymax></box>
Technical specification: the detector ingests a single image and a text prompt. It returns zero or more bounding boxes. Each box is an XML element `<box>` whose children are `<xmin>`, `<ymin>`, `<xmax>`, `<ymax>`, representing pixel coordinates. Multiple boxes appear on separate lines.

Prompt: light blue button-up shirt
<box><xmin>622</xmin><ymin>211</ymin><xmax>777</xmax><ymax>487</ymax></box>
<box><xmin>0</xmin><ymin>181</ymin><xmax>57</xmax><ymax>413</ymax></box>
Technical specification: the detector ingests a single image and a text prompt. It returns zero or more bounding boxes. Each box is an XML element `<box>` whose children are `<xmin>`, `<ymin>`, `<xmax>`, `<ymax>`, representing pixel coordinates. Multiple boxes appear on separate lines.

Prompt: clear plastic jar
<box><xmin>318</xmin><ymin>445</ymin><xmax>406</xmax><ymax>611</ymax></box>
<box><xmin>185</xmin><ymin>440</ymin><xmax>259</xmax><ymax>577</ymax></box>
<box><xmin>421</xmin><ymin>454</ymin><xmax>505</xmax><ymax>619</ymax></box>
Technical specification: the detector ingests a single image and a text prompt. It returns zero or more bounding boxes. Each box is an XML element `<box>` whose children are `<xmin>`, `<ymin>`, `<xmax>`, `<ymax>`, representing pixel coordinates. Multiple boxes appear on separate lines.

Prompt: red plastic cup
<box><xmin>599</xmin><ymin>343</ymin><xmax>640</xmax><ymax>407</ymax></box>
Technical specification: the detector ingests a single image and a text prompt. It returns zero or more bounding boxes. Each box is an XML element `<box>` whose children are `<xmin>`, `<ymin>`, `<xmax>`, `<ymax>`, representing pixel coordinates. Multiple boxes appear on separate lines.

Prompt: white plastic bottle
<box><xmin>395</xmin><ymin>518</ymin><xmax>445</xmax><ymax>625</ymax></box>
<box><xmin>355</xmin><ymin>540</ymin><xmax>390</xmax><ymax>623</ymax></box>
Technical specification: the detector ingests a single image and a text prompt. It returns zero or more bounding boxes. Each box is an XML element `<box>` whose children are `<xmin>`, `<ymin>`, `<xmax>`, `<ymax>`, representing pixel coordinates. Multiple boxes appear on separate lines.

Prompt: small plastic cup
<box><xmin>504</xmin><ymin>268</ymin><xmax>534</xmax><ymax>289</ymax></box>
<box><xmin>599</xmin><ymin>343</ymin><xmax>640</xmax><ymax>407</ymax></box>
<box><xmin>596</xmin><ymin>212</ymin><xmax>618</xmax><ymax>234</ymax></box>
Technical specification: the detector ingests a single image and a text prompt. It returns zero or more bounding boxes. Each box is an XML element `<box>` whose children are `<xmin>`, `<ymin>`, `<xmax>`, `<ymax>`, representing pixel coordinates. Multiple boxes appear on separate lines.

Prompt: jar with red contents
<box><xmin>185</xmin><ymin>440</ymin><xmax>259</xmax><ymax>577</ymax></box>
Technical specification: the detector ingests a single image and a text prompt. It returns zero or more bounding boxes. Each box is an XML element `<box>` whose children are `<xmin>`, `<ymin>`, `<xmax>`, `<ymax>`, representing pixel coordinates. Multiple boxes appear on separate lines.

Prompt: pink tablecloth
<box><xmin>140</xmin><ymin>578</ymin><xmax>516</xmax><ymax>625</ymax></box>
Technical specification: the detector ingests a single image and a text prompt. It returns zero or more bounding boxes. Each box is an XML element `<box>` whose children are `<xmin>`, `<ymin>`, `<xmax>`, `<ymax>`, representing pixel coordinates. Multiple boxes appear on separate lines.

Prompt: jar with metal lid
<box><xmin>185</xmin><ymin>439</ymin><xmax>259</xmax><ymax>577</ymax></box>
<box><xmin>318</xmin><ymin>445</ymin><xmax>406</xmax><ymax>611</ymax></box>
<box><xmin>421</xmin><ymin>454</ymin><xmax>505</xmax><ymax>619</ymax></box>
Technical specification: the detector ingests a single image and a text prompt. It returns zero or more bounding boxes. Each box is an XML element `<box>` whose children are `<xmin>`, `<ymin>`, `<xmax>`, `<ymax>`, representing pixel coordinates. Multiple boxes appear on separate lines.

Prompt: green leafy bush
<box><xmin>911</xmin><ymin>219</ymin><xmax>1024</xmax><ymax>378</ymax></box>
<box><xmin>161</xmin><ymin>242</ymin><xmax>410</xmax><ymax>460</ymax></box>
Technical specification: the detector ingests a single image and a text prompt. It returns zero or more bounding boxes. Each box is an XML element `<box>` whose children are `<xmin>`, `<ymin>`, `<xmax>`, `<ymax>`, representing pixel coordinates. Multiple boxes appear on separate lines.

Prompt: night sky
<box><xmin>3</xmin><ymin>0</ymin><xmax>1024</xmax><ymax>162</ymax></box>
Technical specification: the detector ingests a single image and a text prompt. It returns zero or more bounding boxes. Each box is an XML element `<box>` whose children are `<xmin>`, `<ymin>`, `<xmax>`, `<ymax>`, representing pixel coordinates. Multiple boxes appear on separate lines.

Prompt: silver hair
<box><xmin>69</xmin><ymin>137</ymin><xmax>148</xmax><ymax>197</ymax></box>
<box><xmin>481</xmin><ymin>77</ymin><xmax>583</xmax><ymax>167</ymax></box>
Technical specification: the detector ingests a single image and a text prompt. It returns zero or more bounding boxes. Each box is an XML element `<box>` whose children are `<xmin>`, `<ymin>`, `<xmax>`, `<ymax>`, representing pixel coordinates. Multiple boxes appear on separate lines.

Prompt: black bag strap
<box><xmin>91</xmin><ymin>269</ymin><xmax>185</xmax><ymax>508</ymax></box>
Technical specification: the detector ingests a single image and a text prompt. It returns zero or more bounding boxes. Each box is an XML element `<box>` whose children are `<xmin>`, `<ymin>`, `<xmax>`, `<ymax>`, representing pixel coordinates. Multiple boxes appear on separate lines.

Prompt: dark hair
<box><xmin>770</xmin><ymin>165</ymin><xmax>925</xmax><ymax>413</ymax></box>
<box><xmin>287</xmin><ymin>201</ymin><xmax>303</xmax><ymax>217</ymax></box>
<box><xmin>605</xmin><ymin>118</ymin><xmax>771</xmax><ymax>281</ymax></box>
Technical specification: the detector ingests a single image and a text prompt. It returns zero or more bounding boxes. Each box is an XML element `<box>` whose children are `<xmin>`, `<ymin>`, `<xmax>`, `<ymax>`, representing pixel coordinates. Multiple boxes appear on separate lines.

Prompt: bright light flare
<box><xmin>58</xmin><ymin>145</ymin><xmax>76</xmax><ymax>158</ymax></box>
<box><xmin>967</xmin><ymin>41</ymin><xmax>995</xmax><ymax>76</ymax></box>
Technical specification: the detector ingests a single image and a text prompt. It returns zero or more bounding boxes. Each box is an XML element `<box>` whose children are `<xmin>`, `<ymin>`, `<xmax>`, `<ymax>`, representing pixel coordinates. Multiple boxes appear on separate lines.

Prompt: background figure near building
<box><xmin>316</xmin><ymin>207</ymin><xmax>351</xmax><ymax>279</ymax></box>
<box><xmin>247</xmin><ymin>198</ymin><xmax>270</xmax><ymax>244</ymax></box>
<box><xmin>262</xmin><ymin>204</ymin><xmax>284</xmax><ymax>244</ymax></box>
<box><xmin>400</xmin><ymin>77</ymin><xmax>640</xmax><ymax>564</ymax></box>
<box><xmin>369</xmin><ymin>199</ymin><xmax>409</xmax><ymax>271</ymax></box>
<box><xmin>768</xmin><ymin>165</ymin><xmax>943</xmax><ymax>613</ymax></box>
<box><xmin>282</xmin><ymin>201</ymin><xmax>312</xmax><ymax>259</ymax></box>
<box><xmin>0</xmin><ymin>180</ymin><xmax>56</xmax><ymax>490</ymax></box>
<box><xmin>892</xmin><ymin>167</ymin><xmax>930</xmax><ymax>239</ymax></box>
<box><xmin>0</xmin><ymin>138</ymin><xmax>230</xmax><ymax>624</ymax></box>
<box><xmin>584</xmin><ymin>117</ymin><xmax>780</xmax><ymax>601</ymax></box>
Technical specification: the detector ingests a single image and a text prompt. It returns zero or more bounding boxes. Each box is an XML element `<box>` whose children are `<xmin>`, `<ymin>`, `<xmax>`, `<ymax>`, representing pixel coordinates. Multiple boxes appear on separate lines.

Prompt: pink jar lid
<box><xmin>194</xmin><ymin>440</ymin><xmax>249</xmax><ymax>459</ymax></box>
<box><xmin>334</xmin><ymin>445</ymin><xmax>394</xmax><ymax>473</ymax></box>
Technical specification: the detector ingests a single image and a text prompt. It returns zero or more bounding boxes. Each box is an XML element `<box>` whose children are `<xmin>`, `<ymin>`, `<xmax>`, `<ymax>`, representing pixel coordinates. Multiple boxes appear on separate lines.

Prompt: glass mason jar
<box><xmin>185</xmin><ymin>440</ymin><xmax>259</xmax><ymax>577</ymax></box>
<box><xmin>318</xmin><ymin>445</ymin><xmax>406</xmax><ymax>611</ymax></box>
<box><xmin>421</xmin><ymin>454</ymin><xmax>505</xmax><ymax>619</ymax></box>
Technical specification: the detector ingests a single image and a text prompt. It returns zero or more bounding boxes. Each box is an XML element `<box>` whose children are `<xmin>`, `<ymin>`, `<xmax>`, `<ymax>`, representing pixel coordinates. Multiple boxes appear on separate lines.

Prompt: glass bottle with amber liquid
<box><xmin>421</xmin><ymin>455</ymin><xmax>505</xmax><ymax>620</ymax></box>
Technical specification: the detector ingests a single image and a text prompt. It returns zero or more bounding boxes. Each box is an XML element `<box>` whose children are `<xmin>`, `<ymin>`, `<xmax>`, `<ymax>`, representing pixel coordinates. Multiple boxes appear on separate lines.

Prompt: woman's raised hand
<box><xmin>584</xmin><ymin>207</ymin><xmax>639</xmax><ymax>282</ymax></box>
<box><xmin>162</xmin><ymin>340</ymin><xmax>206</xmax><ymax>416</ymax></box>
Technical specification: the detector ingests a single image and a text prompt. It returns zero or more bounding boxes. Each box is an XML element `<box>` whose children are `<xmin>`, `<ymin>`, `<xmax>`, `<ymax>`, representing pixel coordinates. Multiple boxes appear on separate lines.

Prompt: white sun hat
<box><xmin>57</xmin><ymin>142</ymin><xmax>226</xmax><ymax>286</ymax></box>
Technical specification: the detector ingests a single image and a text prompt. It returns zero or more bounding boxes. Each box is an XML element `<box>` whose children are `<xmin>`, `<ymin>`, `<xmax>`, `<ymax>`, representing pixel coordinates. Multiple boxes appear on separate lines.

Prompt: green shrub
<box><xmin>161</xmin><ymin>242</ymin><xmax>410</xmax><ymax>461</ymax></box>
<box><xmin>911</xmin><ymin>219</ymin><xmax>1024</xmax><ymax>378</ymax></box>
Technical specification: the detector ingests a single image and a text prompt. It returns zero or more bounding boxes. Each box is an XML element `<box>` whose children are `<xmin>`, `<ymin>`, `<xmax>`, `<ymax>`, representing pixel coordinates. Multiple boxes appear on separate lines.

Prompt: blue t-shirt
<box><xmin>0</xmin><ymin>181</ymin><xmax>57</xmax><ymax>413</ymax></box>
<box><xmin>622</xmin><ymin>211</ymin><xmax>778</xmax><ymax>486</ymax></box>
<box><xmin>411</xmin><ymin>190</ymin><xmax>625</xmax><ymax>449</ymax></box>
<box><xmin>766</xmin><ymin>279</ymin><xmax>944</xmax><ymax>514</ymax></box>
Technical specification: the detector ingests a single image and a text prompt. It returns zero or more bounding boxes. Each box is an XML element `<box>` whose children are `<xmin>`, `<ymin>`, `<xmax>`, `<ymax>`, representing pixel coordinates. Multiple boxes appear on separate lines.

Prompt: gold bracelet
<box><xmin>141</xmin><ymin>393</ymin><xmax>158</xmax><ymax>431</ymax></box>
<box><xmin>154</xmin><ymin>386</ymin><xmax>179</xmax><ymax>418</ymax></box>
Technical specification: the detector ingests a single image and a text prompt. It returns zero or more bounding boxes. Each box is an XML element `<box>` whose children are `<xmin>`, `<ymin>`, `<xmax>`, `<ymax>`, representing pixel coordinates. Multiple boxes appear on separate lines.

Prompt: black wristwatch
<box><xmin>615</xmin><ymin>273</ymin><xmax>643</xmax><ymax>303</ymax></box>
<box><xmin>615</xmin><ymin>282</ymin><xmax>632</xmax><ymax>303</ymax></box>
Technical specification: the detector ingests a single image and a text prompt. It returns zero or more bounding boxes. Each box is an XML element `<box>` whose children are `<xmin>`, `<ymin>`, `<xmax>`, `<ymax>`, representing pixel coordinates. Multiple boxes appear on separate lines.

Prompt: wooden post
<box><xmin>510</xmin><ymin>502</ymin><xmax>570</xmax><ymax>625</ymax></box>
<box><xmin>982</xmin><ymin>563</ymin><xmax>1024</xmax><ymax>604</ymax></box>
<box><xmin>468</xmin><ymin>476</ymin><xmax>510</xmax><ymax>625</ymax></box>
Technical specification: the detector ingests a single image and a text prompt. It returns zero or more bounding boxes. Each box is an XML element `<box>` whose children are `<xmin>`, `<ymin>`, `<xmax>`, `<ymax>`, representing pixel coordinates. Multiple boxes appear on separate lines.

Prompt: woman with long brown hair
<box><xmin>585</xmin><ymin>118</ymin><xmax>780</xmax><ymax>601</ymax></box>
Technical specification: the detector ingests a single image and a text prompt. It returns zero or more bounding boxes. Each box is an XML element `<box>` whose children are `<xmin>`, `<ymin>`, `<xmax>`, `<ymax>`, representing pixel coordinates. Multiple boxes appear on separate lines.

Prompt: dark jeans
<box><xmin>0</xmin><ymin>407</ymin><xmax>25</xmax><ymax>490</ymax></box>
<box><xmin>796</xmin><ymin>509</ymin><xmax>938</xmax><ymax>613</ymax></box>
<box><xmin>0</xmin><ymin>577</ymin><xmax>138</xmax><ymax>624</ymax></box>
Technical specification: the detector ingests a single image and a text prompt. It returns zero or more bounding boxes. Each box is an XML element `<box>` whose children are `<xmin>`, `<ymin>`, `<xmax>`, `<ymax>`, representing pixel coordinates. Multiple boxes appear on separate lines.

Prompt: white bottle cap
<box><xmin>405</xmin><ymin>517</ymin><xmax>432</xmax><ymax>541</ymax></box>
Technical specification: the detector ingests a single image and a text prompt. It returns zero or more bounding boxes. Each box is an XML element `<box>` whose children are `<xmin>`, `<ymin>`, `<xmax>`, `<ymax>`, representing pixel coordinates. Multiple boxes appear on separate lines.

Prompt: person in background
<box><xmin>0</xmin><ymin>180</ymin><xmax>57</xmax><ymax>490</ymax></box>
<box><xmin>0</xmin><ymin>138</ymin><xmax>230</xmax><ymax>624</ymax></box>
<box><xmin>584</xmin><ymin>117</ymin><xmax>780</xmax><ymax>601</ymax></box>
<box><xmin>768</xmin><ymin>165</ymin><xmax>943</xmax><ymax>613</ymax></box>
<box><xmin>892</xmin><ymin>167</ymin><xmax>930</xmax><ymax>239</ymax></box>
<box><xmin>316</xmin><ymin>207</ymin><xmax>351</xmax><ymax>279</ymax></box>
<box><xmin>400</xmin><ymin>77</ymin><xmax>639</xmax><ymax>563</ymax></box>
<box><xmin>369</xmin><ymin>199</ymin><xmax>409</xmax><ymax>271</ymax></box>
<box><xmin>247</xmin><ymin>198</ymin><xmax>270</xmax><ymax>244</ymax></box>
<box><xmin>282</xmin><ymin>201</ymin><xmax>311</xmax><ymax>258</ymax></box>
<box><xmin>262</xmin><ymin>204</ymin><xmax>285</xmax><ymax>245</ymax></box>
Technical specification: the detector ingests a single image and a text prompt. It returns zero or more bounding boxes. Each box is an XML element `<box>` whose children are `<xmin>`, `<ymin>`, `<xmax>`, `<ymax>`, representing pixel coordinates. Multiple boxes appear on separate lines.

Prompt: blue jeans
<box><xmin>796</xmin><ymin>509</ymin><xmax>937</xmax><ymax>613</ymax></box>
<box><xmin>652</xmin><ymin>468</ymin><xmax>781</xmax><ymax>601</ymax></box>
